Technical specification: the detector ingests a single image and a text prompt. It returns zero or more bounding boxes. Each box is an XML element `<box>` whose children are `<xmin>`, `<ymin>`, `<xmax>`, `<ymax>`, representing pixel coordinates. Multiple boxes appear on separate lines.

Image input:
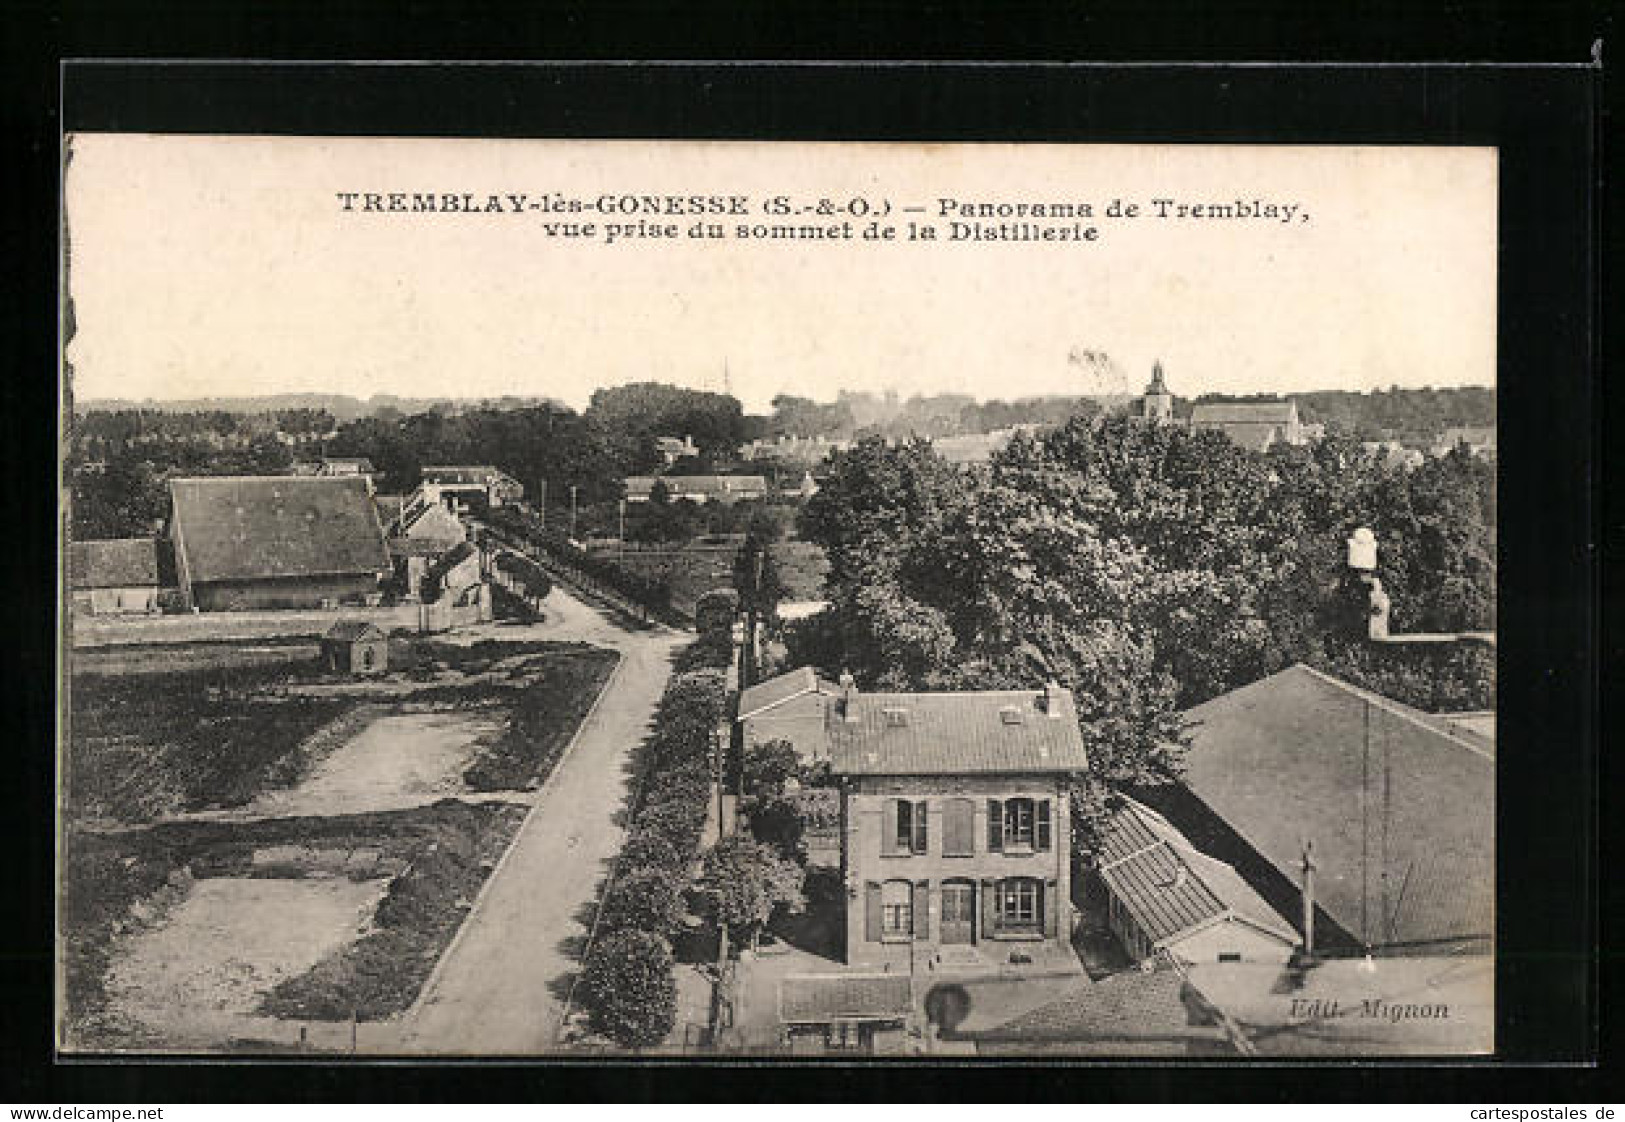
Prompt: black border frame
<box><xmin>11</xmin><ymin>56</ymin><xmax>1604</xmax><ymax>1102</ymax></box>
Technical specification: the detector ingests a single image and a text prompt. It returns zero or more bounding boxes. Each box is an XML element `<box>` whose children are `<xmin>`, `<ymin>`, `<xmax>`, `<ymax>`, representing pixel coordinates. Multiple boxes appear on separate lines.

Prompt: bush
<box><xmin>694</xmin><ymin>588</ymin><xmax>740</xmax><ymax>638</ymax></box>
<box><xmin>597</xmin><ymin>869</ymin><xmax>686</xmax><ymax>937</ymax></box>
<box><xmin>581</xmin><ymin>930</ymin><xmax>677</xmax><ymax>1048</ymax></box>
<box><xmin>620</xmin><ymin>828</ymin><xmax>692</xmax><ymax>874</ymax></box>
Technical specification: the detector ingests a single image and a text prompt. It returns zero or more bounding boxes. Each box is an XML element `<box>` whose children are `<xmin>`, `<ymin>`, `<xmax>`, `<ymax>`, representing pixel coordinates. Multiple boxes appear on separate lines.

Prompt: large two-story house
<box><xmin>819</xmin><ymin>674</ymin><xmax>1090</xmax><ymax>972</ymax></box>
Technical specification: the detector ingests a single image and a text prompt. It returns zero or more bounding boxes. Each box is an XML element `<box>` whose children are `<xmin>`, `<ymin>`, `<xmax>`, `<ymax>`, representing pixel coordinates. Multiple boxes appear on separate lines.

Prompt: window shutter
<box><xmin>944</xmin><ymin>799</ymin><xmax>973</xmax><ymax>856</ymax></box>
<box><xmin>865</xmin><ymin>882</ymin><xmax>882</xmax><ymax>942</ymax></box>
<box><xmin>881</xmin><ymin>800</ymin><xmax>901</xmax><ymax>856</ymax></box>
<box><xmin>913</xmin><ymin>881</ymin><xmax>930</xmax><ymax>940</ymax></box>
<box><xmin>1036</xmin><ymin>799</ymin><xmax>1052</xmax><ymax>851</ymax></box>
<box><xmin>980</xmin><ymin>878</ymin><xmax>998</xmax><ymax>938</ymax></box>
<box><xmin>1043</xmin><ymin>879</ymin><xmax>1058</xmax><ymax>938</ymax></box>
<box><xmin>986</xmin><ymin>799</ymin><xmax>1004</xmax><ymax>852</ymax></box>
<box><xmin>912</xmin><ymin>800</ymin><xmax>928</xmax><ymax>854</ymax></box>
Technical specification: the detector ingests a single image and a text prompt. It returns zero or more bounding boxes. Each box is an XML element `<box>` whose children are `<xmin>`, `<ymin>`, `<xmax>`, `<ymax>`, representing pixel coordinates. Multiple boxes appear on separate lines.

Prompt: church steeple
<box><xmin>1141</xmin><ymin>360</ymin><xmax>1173</xmax><ymax>424</ymax></box>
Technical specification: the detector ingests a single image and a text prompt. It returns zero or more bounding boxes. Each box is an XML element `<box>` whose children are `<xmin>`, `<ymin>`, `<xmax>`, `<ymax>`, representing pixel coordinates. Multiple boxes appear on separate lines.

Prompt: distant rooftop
<box><xmin>827</xmin><ymin>685</ymin><xmax>1089</xmax><ymax>776</ymax></box>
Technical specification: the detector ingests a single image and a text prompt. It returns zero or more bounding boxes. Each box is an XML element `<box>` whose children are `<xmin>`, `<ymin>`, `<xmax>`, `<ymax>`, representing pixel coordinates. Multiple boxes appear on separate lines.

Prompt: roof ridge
<box><xmin>1292</xmin><ymin>663</ymin><xmax>1495</xmax><ymax>762</ymax></box>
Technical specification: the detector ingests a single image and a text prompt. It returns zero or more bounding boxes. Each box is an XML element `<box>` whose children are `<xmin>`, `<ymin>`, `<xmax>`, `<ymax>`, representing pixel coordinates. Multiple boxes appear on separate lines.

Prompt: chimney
<box><xmin>839</xmin><ymin>670</ymin><xmax>859</xmax><ymax>723</ymax></box>
<box><xmin>1043</xmin><ymin>680</ymin><xmax>1065</xmax><ymax>719</ymax></box>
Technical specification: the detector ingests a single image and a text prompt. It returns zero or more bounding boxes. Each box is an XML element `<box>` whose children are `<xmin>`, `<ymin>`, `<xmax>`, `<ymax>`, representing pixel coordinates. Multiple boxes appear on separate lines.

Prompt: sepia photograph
<box><xmin>59</xmin><ymin>135</ymin><xmax>1499</xmax><ymax>1059</ymax></box>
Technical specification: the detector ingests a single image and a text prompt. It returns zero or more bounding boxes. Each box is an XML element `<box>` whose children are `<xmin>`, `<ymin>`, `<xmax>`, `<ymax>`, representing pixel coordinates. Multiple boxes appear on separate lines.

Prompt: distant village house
<box><xmin>67</xmin><ymin>537</ymin><xmax>176</xmax><ymax>615</ymax></box>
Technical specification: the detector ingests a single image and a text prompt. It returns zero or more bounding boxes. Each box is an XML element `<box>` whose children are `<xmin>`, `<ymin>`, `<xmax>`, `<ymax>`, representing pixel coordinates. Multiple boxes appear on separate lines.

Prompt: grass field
<box><xmin>584</xmin><ymin>538</ymin><xmax>829</xmax><ymax>616</ymax></box>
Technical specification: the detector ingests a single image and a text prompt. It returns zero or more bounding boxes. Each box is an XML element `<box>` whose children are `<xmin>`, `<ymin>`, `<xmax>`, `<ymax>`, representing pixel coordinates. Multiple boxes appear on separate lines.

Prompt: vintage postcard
<box><xmin>60</xmin><ymin>136</ymin><xmax>1497</xmax><ymax>1057</ymax></box>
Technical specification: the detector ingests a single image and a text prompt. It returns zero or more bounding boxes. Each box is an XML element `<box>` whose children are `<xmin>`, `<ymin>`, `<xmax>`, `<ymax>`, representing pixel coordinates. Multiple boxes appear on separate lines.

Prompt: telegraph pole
<box><xmin>569</xmin><ymin>484</ymin><xmax>579</xmax><ymax>542</ymax></box>
<box><xmin>618</xmin><ymin>499</ymin><xmax>626</xmax><ymax>563</ymax></box>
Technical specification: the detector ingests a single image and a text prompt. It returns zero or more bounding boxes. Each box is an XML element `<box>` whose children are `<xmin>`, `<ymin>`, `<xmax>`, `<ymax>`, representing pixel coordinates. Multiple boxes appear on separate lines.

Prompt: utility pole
<box><xmin>1300</xmin><ymin>839</ymin><xmax>1317</xmax><ymax>958</ymax></box>
<box><xmin>537</xmin><ymin>478</ymin><xmax>546</xmax><ymax>528</ymax></box>
<box><xmin>569</xmin><ymin>484</ymin><xmax>579</xmax><ymax>542</ymax></box>
<box><xmin>618</xmin><ymin>499</ymin><xmax>626</xmax><ymax>563</ymax></box>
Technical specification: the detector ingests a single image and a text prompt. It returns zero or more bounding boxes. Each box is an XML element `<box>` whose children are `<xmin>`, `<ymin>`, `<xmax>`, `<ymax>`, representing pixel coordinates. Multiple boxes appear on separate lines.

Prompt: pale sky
<box><xmin>65</xmin><ymin>136</ymin><xmax>1497</xmax><ymax>413</ymax></box>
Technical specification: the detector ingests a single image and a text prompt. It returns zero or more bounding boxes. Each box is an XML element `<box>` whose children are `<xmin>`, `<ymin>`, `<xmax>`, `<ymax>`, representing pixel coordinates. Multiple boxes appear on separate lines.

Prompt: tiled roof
<box><xmin>827</xmin><ymin>688</ymin><xmax>1089</xmax><ymax>776</ymax></box>
<box><xmin>970</xmin><ymin>970</ymin><xmax>1225</xmax><ymax>1055</ymax></box>
<box><xmin>425</xmin><ymin>540</ymin><xmax>479</xmax><ymax>586</ymax></box>
<box><xmin>737</xmin><ymin>666</ymin><xmax>837</xmax><ymax>720</ymax></box>
<box><xmin>779</xmin><ymin>973</ymin><xmax>912</xmax><ymax>1024</ymax></box>
<box><xmin>1191</xmin><ymin>402</ymin><xmax>1298</xmax><ymax>425</ymax></box>
<box><xmin>1180</xmin><ymin>663</ymin><xmax>1494</xmax><ymax>948</ymax></box>
<box><xmin>168</xmin><ymin>476</ymin><xmax>390</xmax><ymax>584</ymax></box>
<box><xmin>423</xmin><ymin>465</ymin><xmax>502</xmax><ymax>485</ymax></box>
<box><xmin>1098</xmin><ymin>798</ymin><xmax>1298</xmax><ymax>947</ymax></box>
<box><xmin>325</xmin><ymin>620</ymin><xmax>385</xmax><ymax>642</ymax></box>
<box><xmin>68</xmin><ymin>538</ymin><xmax>173</xmax><ymax>589</ymax></box>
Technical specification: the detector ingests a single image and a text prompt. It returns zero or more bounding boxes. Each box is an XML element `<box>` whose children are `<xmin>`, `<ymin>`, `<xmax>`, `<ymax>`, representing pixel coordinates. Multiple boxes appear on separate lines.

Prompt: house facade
<box><xmin>824</xmin><ymin>678</ymin><xmax>1089</xmax><ymax>972</ymax></box>
<box><xmin>624</xmin><ymin>475</ymin><xmax>769</xmax><ymax>504</ymax></box>
<box><xmin>420</xmin><ymin>465</ymin><xmax>524</xmax><ymax>509</ymax></box>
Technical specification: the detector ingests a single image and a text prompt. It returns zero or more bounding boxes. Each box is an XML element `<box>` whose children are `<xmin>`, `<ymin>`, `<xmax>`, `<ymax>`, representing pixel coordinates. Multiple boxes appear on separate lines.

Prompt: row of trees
<box><xmin>792</xmin><ymin>417</ymin><xmax>1496</xmax><ymax>845</ymax></box>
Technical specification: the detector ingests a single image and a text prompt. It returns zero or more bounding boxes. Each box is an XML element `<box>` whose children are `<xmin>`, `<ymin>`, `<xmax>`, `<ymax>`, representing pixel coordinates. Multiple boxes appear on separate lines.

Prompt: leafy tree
<box><xmin>596</xmin><ymin>869</ymin><xmax>686</xmax><ymax>937</ymax></box>
<box><xmin>741</xmin><ymin>739</ymin><xmax>801</xmax><ymax>799</ymax></box>
<box><xmin>694</xmin><ymin>589</ymin><xmax>740</xmax><ymax>638</ymax></box>
<box><xmin>580</xmin><ymin>929</ymin><xmax>677</xmax><ymax>1048</ymax></box>
<box><xmin>695</xmin><ymin>836</ymin><xmax>805</xmax><ymax>950</ymax></box>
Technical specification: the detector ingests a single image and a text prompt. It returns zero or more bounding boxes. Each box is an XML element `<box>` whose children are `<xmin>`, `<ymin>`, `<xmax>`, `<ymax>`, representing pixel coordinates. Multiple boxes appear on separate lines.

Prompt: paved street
<box><xmin>387</xmin><ymin>587</ymin><xmax>684</xmax><ymax>1055</ymax></box>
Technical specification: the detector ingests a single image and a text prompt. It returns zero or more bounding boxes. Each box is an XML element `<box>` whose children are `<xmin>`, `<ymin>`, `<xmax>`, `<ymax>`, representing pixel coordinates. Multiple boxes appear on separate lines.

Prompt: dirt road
<box><xmin>387</xmin><ymin>588</ymin><xmax>684</xmax><ymax>1054</ymax></box>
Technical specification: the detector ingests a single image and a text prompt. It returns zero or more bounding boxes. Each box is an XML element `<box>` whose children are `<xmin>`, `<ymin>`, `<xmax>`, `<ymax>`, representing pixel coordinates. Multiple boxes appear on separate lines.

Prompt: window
<box><xmin>994</xmin><ymin>877</ymin><xmax>1043</xmax><ymax>934</ymax></box>
<box><xmin>1004</xmin><ymin>798</ymin><xmax>1035</xmax><ymax>847</ymax></box>
<box><xmin>886</xmin><ymin>799</ymin><xmax>927</xmax><ymax>855</ymax></box>
<box><xmin>988</xmin><ymin>797</ymin><xmax>1052</xmax><ymax>852</ymax></box>
<box><xmin>1218</xmin><ymin>952</ymin><xmax>1242</xmax><ymax>963</ymax></box>
<box><xmin>881</xmin><ymin>880</ymin><xmax>913</xmax><ymax>937</ymax></box>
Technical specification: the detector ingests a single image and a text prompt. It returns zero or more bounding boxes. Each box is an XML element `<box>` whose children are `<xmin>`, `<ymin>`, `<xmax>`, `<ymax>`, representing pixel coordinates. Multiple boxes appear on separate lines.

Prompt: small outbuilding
<box><xmin>321</xmin><ymin>620</ymin><xmax>389</xmax><ymax>676</ymax></box>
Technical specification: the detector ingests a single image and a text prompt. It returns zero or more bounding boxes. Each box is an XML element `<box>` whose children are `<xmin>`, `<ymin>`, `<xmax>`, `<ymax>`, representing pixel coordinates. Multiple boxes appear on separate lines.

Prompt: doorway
<box><xmin>941</xmin><ymin>880</ymin><xmax>975</xmax><ymax>944</ymax></box>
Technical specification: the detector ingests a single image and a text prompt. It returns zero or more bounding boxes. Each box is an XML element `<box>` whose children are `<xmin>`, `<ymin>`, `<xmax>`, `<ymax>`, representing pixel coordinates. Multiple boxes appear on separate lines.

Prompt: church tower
<box><xmin>1141</xmin><ymin>361</ymin><xmax>1173</xmax><ymax>424</ymax></box>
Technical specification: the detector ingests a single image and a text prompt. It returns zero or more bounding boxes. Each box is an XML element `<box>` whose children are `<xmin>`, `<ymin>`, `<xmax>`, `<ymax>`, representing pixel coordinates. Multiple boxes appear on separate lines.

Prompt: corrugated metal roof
<box><xmin>827</xmin><ymin>688</ymin><xmax>1089</xmax><ymax>775</ymax></box>
<box><xmin>779</xmin><ymin>973</ymin><xmax>912</xmax><ymax>1024</ymax></box>
<box><xmin>168</xmin><ymin>476</ymin><xmax>391</xmax><ymax>584</ymax></box>
<box><xmin>1099</xmin><ymin>798</ymin><xmax>1298</xmax><ymax>947</ymax></box>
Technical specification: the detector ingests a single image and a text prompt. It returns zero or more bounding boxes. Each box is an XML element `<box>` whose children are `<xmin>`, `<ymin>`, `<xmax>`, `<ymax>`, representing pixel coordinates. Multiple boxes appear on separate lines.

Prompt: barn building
<box><xmin>166</xmin><ymin>476</ymin><xmax>392</xmax><ymax>611</ymax></box>
<box><xmin>67</xmin><ymin>537</ymin><xmax>176</xmax><ymax>615</ymax></box>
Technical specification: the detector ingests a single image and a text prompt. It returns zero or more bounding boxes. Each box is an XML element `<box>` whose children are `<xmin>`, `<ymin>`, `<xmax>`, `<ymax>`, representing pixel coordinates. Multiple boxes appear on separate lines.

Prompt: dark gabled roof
<box><xmin>68</xmin><ymin>538</ymin><xmax>174</xmax><ymax>589</ymax></box>
<box><xmin>1180</xmin><ymin>663</ymin><xmax>1494</xmax><ymax>948</ymax></box>
<box><xmin>737</xmin><ymin>666</ymin><xmax>838</xmax><ymax>721</ymax></box>
<box><xmin>325</xmin><ymin>620</ymin><xmax>386</xmax><ymax>642</ymax></box>
<box><xmin>1098</xmin><ymin>798</ymin><xmax>1297</xmax><ymax>947</ymax></box>
<box><xmin>168</xmin><ymin>476</ymin><xmax>390</xmax><ymax>583</ymax></box>
<box><xmin>827</xmin><ymin>688</ymin><xmax>1090</xmax><ymax>776</ymax></box>
<box><xmin>779</xmin><ymin>973</ymin><xmax>912</xmax><ymax>1024</ymax></box>
<box><xmin>1190</xmin><ymin>401</ymin><xmax>1298</xmax><ymax>425</ymax></box>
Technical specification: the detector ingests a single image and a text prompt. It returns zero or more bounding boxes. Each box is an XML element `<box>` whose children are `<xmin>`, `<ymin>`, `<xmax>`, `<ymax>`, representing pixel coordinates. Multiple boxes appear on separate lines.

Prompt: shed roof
<box><xmin>827</xmin><ymin>687</ymin><xmax>1089</xmax><ymax>776</ymax></box>
<box><xmin>1179</xmin><ymin>663</ymin><xmax>1494</xmax><ymax>948</ymax></box>
<box><xmin>68</xmin><ymin>537</ymin><xmax>174</xmax><ymax>589</ymax></box>
<box><xmin>1099</xmin><ymin>798</ymin><xmax>1298</xmax><ymax>947</ymax></box>
<box><xmin>324</xmin><ymin>620</ymin><xmax>386</xmax><ymax>642</ymax></box>
<box><xmin>779</xmin><ymin>973</ymin><xmax>912</xmax><ymax>1024</ymax></box>
<box><xmin>737</xmin><ymin>666</ymin><xmax>838</xmax><ymax>721</ymax></box>
<box><xmin>168</xmin><ymin>476</ymin><xmax>390</xmax><ymax>584</ymax></box>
